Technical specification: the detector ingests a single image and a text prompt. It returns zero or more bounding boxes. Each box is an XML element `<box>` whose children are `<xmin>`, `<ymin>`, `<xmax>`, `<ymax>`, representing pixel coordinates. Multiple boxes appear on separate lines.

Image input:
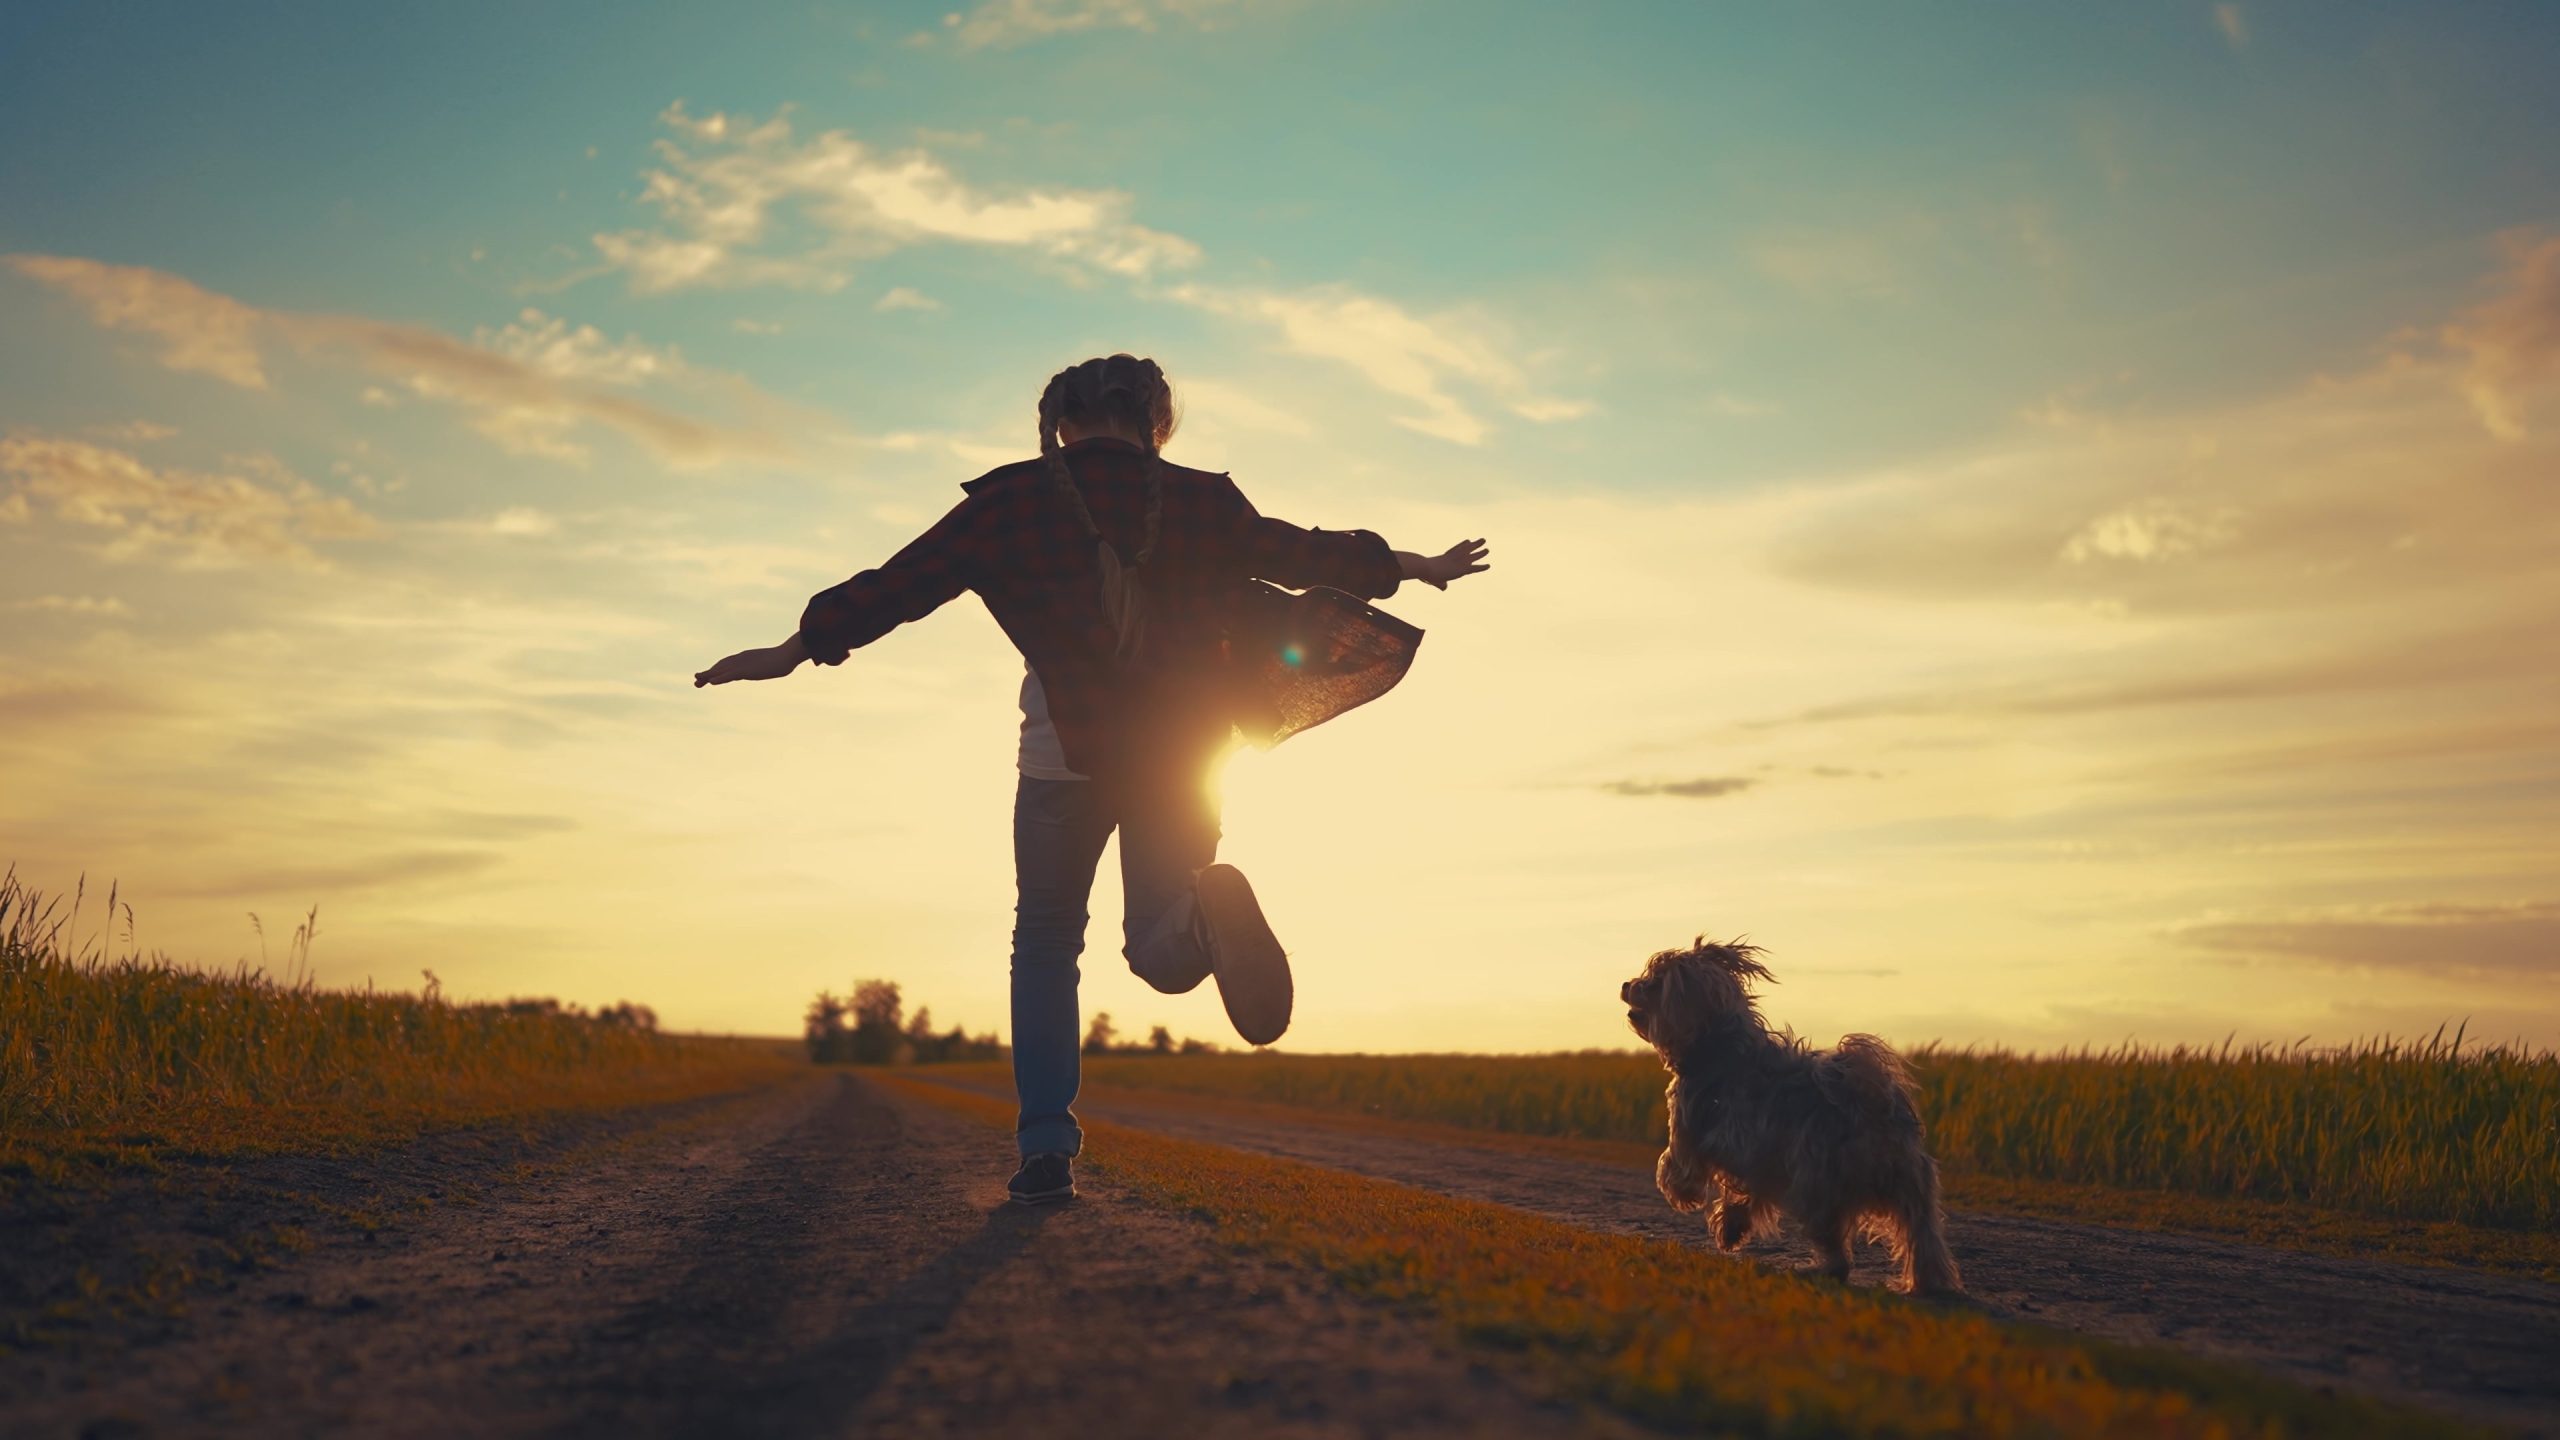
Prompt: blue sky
<box><xmin>3</xmin><ymin>1</ymin><xmax>2555</xmax><ymax>1050</ymax></box>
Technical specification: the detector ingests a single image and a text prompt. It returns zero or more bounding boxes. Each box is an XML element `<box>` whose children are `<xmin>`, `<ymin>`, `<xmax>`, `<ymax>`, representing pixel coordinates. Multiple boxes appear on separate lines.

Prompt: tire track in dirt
<box><xmin>909</xmin><ymin>1074</ymin><xmax>2560</xmax><ymax>1435</ymax></box>
<box><xmin>3</xmin><ymin>1074</ymin><xmax>1644</xmax><ymax>1440</ymax></box>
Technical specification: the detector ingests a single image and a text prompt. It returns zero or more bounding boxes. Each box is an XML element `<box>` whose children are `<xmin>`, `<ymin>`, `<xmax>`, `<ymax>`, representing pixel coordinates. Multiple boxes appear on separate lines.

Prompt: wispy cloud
<box><xmin>1746</xmin><ymin>224</ymin><xmax>1920</xmax><ymax>301</ymax></box>
<box><xmin>9</xmin><ymin>255</ymin><xmax>797</xmax><ymax>468</ymax></box>
<box><xmin>591</xmin><ymin>104</ymin><xmax>1202</xmax><ymax>295</ymax></box>
<box><xmin>0</xmin><ymin>434</ymin><xmax>376</xmax><ymax>568</ymax></box>
<box><xmin>90</xmin><ymin>420</ymin><xmax>178</xmax><ymax>443</ymax></box>
<box><xmin>1598</xmin><ymin>776</ymin><xmax>1757</xmax><ymax>800</ymax></box>
<box><xmin>7</xmin><ymin>594</ymin><xmax>133</xmax><ymax>616</ymax></box>
<box><xmin>584</xmin><ymin>107</ymin><xmax>1584</xmax><ymax>446</ymax></box>
<box><xmin>2179</xmin><ymin>901</ymin><xmax>2558</xmax><ymax>979</ymax></box>
<box><xmin>2443</xmin><ymin>230</ymin><xmax>2560</xmax><ymax>440</ymax></box>
<box><xmin>477</xmin><ymin>307</ymin><xmax>685</xmax><ymax>386</ymax></box>
<box><xmin>927</xmin><ymin>0</ymin><xmax>1259</xmax><ymax>50</ymax></box>
<box><xmin>874</xmin><ymin>285</ymin><xmax>943</xmax><ymax>312</ymax></box>
<box><xmin>2211</xmin><ymin>4</ymin><xmax>2249</xmax><ymax>50</ymax></box>
<box><xmin>1774</xmin><ymin>258</ymin><xmax>2560</xmax><ymax>620</ymax></box>
<box><xmin>1165</xmin><ymin>282</ymin><xmax>1589</xmax><ymax>444</ymax></box>
<box><xmin>6</xmin><ymin>254</ymin><xmax>268</xmax><ymax>386</ymax></box>
<box><xmin>490</xmin><ymin>506</ymin><xmax>559</xmax><ymax>537</ymax></box>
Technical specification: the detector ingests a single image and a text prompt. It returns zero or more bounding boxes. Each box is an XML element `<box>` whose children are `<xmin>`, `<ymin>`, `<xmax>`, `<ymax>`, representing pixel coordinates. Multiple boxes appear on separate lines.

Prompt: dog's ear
<box><xmin>1703</xmin><ymin>937</ymin><xmax>1775</xmax><ymax>990</ymax></box>
<box><xmin>1668</xmin><ymin>935</ymin><xmax>1773</xmax><ymax>1029</ymax></box>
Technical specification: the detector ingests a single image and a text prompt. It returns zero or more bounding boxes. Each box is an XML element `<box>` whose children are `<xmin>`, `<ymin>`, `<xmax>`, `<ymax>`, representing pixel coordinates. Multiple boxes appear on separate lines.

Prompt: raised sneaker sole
<box><xmin>1007</xmin><ymin>1179</ymin><xmax>1076</xmax><ymax>1205</ymax></box>
<box><xmin>1195</xmin><ymin>863</ymin><xmax>1292</xmax><ymax>1046</ymax></box>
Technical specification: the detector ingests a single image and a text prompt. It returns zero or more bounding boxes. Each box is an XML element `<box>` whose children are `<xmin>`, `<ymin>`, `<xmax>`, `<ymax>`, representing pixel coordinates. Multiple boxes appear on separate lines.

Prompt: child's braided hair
<box><xmin>1037</xmin><ymin>353</ymin><xmax>1178</xmax><ymax>567</ymax></box>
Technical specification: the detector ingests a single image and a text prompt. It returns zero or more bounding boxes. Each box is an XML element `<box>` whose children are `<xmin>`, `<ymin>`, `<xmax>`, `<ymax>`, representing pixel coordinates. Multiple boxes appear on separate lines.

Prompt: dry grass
<box><xmin>890</xmin><ymin>1076</ymin><xmax>2475</xmax><ymax>1439</ymax></box>
<box><xmin>0</xmin><ymin>870</ymin><xmax>796</xmax><ymax>1176</ymax></box>
<box><xmin>1073</xmin><ymin>1035</ymin><xmax>2559</xmax><ymax>1233</ymax></box>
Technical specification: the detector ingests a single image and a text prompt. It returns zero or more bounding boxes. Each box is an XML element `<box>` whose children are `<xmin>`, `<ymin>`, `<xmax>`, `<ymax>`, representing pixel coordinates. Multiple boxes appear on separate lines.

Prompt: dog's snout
<box><xmin>1620</xmin><ymin>980</ymin><xmax>1635</xmax><ymax>1004</ymax></box>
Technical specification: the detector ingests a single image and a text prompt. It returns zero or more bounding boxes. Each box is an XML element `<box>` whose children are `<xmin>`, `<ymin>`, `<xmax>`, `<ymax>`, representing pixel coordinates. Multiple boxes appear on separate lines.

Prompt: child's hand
<box><xmin>694</xmin><ymin>634</ymin><xmax>809</xmax><ymax>687</ymax></box>
<box><xmin>1405</xmin><ymin>538</ymin><xmax>1491</xmax><ymax>590</ymax></box>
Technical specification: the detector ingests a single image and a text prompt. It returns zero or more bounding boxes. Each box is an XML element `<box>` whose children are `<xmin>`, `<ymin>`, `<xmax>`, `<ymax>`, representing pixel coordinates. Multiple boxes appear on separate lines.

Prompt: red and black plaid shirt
<box><xmin>798</xmin><ymin>436</ymin><xmax>1403</xmax><ymax>781</ymax></box>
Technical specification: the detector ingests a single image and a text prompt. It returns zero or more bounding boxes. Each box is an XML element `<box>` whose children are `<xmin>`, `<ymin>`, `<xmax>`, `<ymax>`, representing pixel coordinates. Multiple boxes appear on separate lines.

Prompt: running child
<box><xmin>694</xmin><ymin>353</ymin><xmax>1489</xmax><ymax>1202</ymax></box>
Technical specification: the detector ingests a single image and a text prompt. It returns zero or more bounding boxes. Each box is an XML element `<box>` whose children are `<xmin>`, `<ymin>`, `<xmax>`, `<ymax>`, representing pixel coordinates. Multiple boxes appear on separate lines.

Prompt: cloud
<box><xmin>931</xmin><ymin>0</ymin><xmax>1255</xmax><ymax>50</ymax></box>
<box><xmin>2060</xmin><ymin>499</ymin><xmax>2239</xmax><ymax>563</ymax></box>
<box><xmin>0</xmin><ymin>678</ymin><xmax>162</xmax><ymax>728</ymax></box>
<box><xmin>2179</xmin><ymin>901</ymin><xmax>2558</xmax><ymax>979</ymax></box>
<box><xmin>6</xmin><ymin>254</ymin><xmax>269</xmax><ymax>386</ymax></box>
<box><xmin>319</xmin><ymin>312</ymin><xmax>782</xmax><ymax>467</ymax></box>
<box><xmin>1165</xmin><ymin>283</ymin><xmax>1589</xmax><ymax>445</ymax></box>
<box><xmin>1743</xmin><ymin>614</ymin><xmax>2550</xmax><ymax>731</ymax></box>
<box><xmin>2212</xmin><ymin>3</ymin><xmax>2249</xmax><ymax>50</ymax></box>
<box><xmin>7</xmin><ymin>594</ymin><xmax>132</xmax><ymax>617</ymax></box>
<box><xmin>574</xmin><ymin>106</ymin><xmax>1585</xmax><ymax>447</ymax></box>
<box><xmin>166</xmin><ymin>848</ymin><xmax>505</xmax><ymax>900</ymax></box>
<box><xmin>491</xmin><ymin>506</ymin><xmax>559</xmax><ymax>537</ymax></box>
<box><xmin>9</xmin><ymin>254</ymin><xmax>795</xmax><ymax>468</ymax></box>
<box><xmin>90</xmin><ymin>420</ymin><xmax>177</xmax><ymax>443</ymax></box>
<box><xmin>0</xmin><ymin>434</ymin><xmax>377</xmax><ymax>568</ymax></box>
<box><xmin>1776</xmin><ymin>267</ymin><xmax>2560</xmax><ymax>619</ymax></box>
<box><xmin>1598</xmin><ymin>776</ymin><xmax>1758</xmax><ymax>800</ymax></box>
<box><xmin>1175</xmin><ymin>376</ymin><xmax>1311</xmax><ymax>437</ymax></box>
<box><xmin>874</xmin><ymin>285</ymin><xmax>942</xmax><ymax>312</ymax></box>
<box><xmin>591</xmin><ymin>104</ymin><xmax>1203</xmax><ymax>295</ymax></box>
<box><xmin>2444</xmin><ymin>231</ymin><xmax>2560</xmax><ymax>440</ymax></box>
<box><xmin>1705</xmin><ymin>392</ymin><xmax>1777</xmax><ymax>419</ymax></box>
<box><xmin>1746</xmin><ymin>226</ymin><xmax>1914</xmax><ymax>300</ymax></box>
<box><xmin>476</xmin><ymin>307</ymin><xmax>683</xmax><ymax>386</ymax></box>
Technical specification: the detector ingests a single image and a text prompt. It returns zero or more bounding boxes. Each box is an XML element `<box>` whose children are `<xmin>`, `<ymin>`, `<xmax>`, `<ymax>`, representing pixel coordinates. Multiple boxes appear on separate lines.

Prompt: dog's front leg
<box><xmin>1656</xmin><ymin>1135</ymin><xmax>1712</xmax><ymax>1212</ymax></box>
<box><xmin>1709</xmin><ymin>1186</ymin><xmax>1757</xmax><ymax>1250</ymax></box>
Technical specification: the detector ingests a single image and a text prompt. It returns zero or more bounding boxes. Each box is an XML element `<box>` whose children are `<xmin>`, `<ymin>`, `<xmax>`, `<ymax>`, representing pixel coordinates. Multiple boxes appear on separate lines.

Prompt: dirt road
<box><xmin>909</xmin><ymin>1073</ymin><xmax>2560</xmax><ymax>1435</ymax></box>
<box><xmin>2</xmin><ymin>1074</ymin><xmax>1638</xmax><ymax>1440</ymax></box>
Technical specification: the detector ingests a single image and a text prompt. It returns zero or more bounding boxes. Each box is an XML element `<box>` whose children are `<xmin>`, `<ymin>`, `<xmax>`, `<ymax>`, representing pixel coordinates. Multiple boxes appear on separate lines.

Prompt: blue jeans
<box><xmin>1010</xmin><ymin>773</ymin><xmax>1221</xmax><ymax>1158</ymax></box>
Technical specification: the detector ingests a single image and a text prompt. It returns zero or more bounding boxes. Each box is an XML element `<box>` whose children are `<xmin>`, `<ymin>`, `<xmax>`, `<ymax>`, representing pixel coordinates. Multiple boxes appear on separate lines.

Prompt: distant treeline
<box><xmin>1081</xmin><ymin>1011</ymin><xmax>1222</xmax><ymax>1057</ymax></box>
<box><xmin>802</xmin><ymin>980</ymin><xmax>1223</xmax><ymax>1065</ymax></box>
<box><xmin>497</xmin><ymin>995</ymin><xmax>659</xmax><ymax>1030</ymax></box>
<box><xmin>804</xmin><ymin>980</ymin><xmax>1004</xmax><ymax>1065</ymax></box>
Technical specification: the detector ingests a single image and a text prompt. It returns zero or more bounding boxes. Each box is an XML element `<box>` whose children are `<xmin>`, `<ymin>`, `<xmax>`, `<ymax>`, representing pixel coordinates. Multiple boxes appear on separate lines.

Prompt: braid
<box><xmin>1137</xmin><ymin>366</ymin><xmax>1167</xmax><ymax>567</ymax></box>
<box><xmin>1037</xmin><ymin>354</ymin><xmax>1178</xmax><ymax>562</ymax></box>
<box><xmin>1039</xmin><ymin>362</ymin><xmax>1104</xmax><ymax>543</ymax></box>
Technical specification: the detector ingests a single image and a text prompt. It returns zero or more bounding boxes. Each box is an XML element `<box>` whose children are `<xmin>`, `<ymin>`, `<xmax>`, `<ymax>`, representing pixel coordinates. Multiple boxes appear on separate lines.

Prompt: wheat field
<box><xmin>1081</xmin><ymin>1032</ymin><xmax>2558</xmax><ymax>1230</ymax></box>
<box><xmin>0</xmin><ymin>870</ymin><xmax>792</xmax><ymax>1159</ymax></box>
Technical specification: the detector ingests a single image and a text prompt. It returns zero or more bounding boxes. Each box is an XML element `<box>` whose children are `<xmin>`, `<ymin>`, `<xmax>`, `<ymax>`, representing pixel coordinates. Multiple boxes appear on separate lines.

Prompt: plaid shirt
<box><xmin>799</xmin><ymin>436</ymin><xmax>1403</xmax><ymax>781</ymax></box>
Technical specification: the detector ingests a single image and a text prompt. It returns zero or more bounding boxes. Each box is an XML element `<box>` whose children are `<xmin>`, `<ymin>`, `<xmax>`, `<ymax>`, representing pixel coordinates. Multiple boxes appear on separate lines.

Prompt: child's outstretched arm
<box><xmin>694</xmin><ymin>495</ymin><xmax>980</xmax><ymax>688</ymax></box>
<box><xmin>1396</xmin><ymin>538</ymin><xmax>1491</xmax><ymax>590</ymax></box>
<box><xmin>1220</xmin><ymin>479</ymin><xmax>1490</xmax><ymax>598</ymax></box>
<box><xmin>694</xmin><ymin>632</ymin><xmax>808</xmax><ymax>687</ymax></box>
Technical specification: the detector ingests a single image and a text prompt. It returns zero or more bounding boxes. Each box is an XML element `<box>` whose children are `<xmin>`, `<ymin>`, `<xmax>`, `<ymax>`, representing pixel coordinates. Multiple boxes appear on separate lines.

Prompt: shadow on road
<box><xmin>542</xmin><ymin>1076</ymin><xmax>1072</xmax><ymax>1438</ymax></box>
<box><xmin>689</xmin><ymin>1200</ymin><xmax>1063</xmax><ymax>1438</ymax></box>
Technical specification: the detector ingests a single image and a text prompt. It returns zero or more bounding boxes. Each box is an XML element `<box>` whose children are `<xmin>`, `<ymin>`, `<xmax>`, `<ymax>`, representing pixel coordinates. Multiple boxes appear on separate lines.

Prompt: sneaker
<box><xmin>1194</xmin><ymin>863</ymin><xmax>1292</xmax><ymax>1046</ymax></box>
<box><xmin>1008</xmin><ymin>1152</ymin><xmax>1076</xmax><ymax>1205</ymax></box>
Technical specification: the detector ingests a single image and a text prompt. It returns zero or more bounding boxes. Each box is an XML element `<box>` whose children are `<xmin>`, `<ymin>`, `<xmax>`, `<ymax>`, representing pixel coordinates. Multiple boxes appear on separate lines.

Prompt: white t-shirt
<box><xmin>1017</xmin><ymin>666</ymin><xmax>1089</xmax><ymax>781</ymax></box>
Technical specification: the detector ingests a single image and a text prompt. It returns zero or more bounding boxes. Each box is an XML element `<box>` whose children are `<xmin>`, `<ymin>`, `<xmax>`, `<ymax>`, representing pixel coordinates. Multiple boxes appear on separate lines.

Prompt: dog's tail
<box><xmin>1889</xmin><ymin>1154</ymin><xmax>1965</xmax><ymax>1296</ymax></box>
<box><xmin>1822</xmin><ymin>1033</ymin><xmax>1923</xmax><ymax>1138</ymax></box>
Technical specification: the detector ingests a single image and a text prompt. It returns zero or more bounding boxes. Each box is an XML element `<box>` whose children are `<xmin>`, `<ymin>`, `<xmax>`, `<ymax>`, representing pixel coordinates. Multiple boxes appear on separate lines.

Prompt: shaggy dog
<box><xmin>1622</xmin><ymin>938</ymin><xmax>1963</xmax><ymax>1296</ymax></box>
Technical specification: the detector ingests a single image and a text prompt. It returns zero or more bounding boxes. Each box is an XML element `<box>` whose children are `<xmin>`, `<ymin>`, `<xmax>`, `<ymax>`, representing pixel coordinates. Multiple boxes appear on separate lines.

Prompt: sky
<box><xmin>3</xmin><ymin>1</ymin><xmax>2556</xmax><ymax>1053</ymax></box>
